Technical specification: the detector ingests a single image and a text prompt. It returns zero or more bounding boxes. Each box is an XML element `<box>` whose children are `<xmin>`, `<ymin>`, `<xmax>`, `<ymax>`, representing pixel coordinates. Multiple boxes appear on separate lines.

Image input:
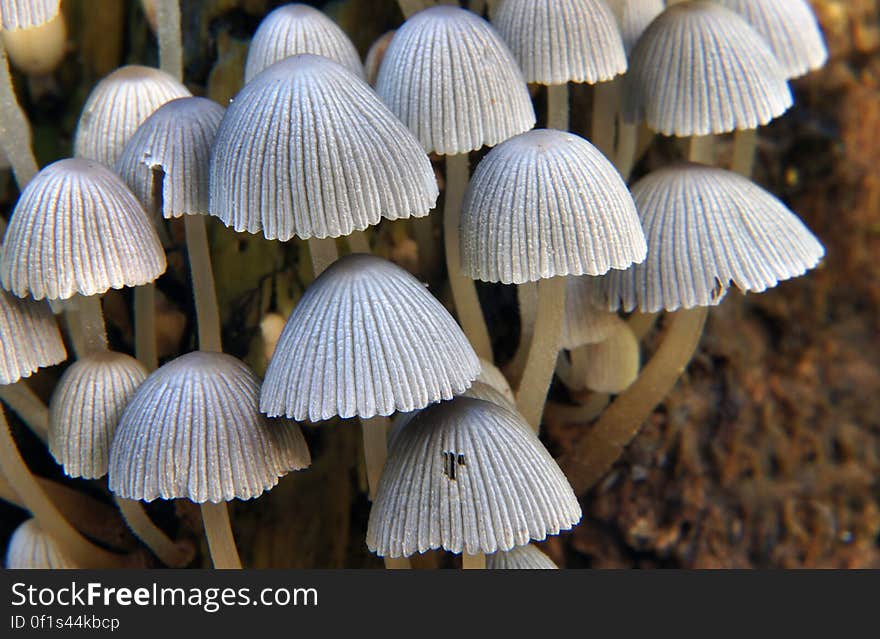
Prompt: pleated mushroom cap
<box><xmin>623</xmin><ymin>0</ymin><xmax>792</xmax><ymax>136</ymax></box>
<box><xmin>5</xmin><ymin>519</ymin><xmax>76</xmax><ymax>569</ymax></box>
<box><xmin>116</xmin><ymin>97</ymin><xmax>225</xmax><ymax>218</ymax></box>
<box><xmin>592</xmin><ymin>164</ymin><xmax>826</xmax><ymax>313</ymax></box>
<box><xmin>48</xmin><ymin>351</ymin><xmax>148</xmax><ymax>480</ymax></box>
<box><xmin>375</xmin><ymin>5</ymin><xmax>535</xmax><ymax>155</ymax></box>
<box><xmin>74</xmin><ymin>65</ymin><xmax>191</xmax><ymax>168</ymax></box>
<box><xmin>492</xmin><ymin>0</ymin><xmax>627</xmax><ymax>85</ymax></box>
<box><xmin>0</xmin><ymin>158</ymin><xmax>167</xmax><ymax>300</ymax></box>
<box><xmin>461</xmin><ymin>129</ymin><xmax>646</xmax><ymax>284</ymax></box>
<box><xmin>0</xmin><ymin>0</ymin><xmax>59</xmax><ymax>30</ymax></box>
<box><xmin>0</xmin><ymin>288</ymin><xmax>66</xmax><ymax>385</ymax></box>
<box><xmin>715</xmin><ymin>0</ymin><xmax>828</xmax><ymax>79</ymax></box>
<box><xmin>475</xmin><ymin>358</ymin><xmax>515</xmax><ymax>405</ymax></box>
<box><xmin>366</xmin><ymin>397</ymin><xmax>582</xmax><ymax>558</ymax></box>
<box><xmin>562</xmin><ymin>276</ymin><xmax>619</xmax><ymax>350</ymax></box>
<box><xmin>209</xmin><ymin>54</ymin><xmax>438</xmax><ymax>241</ymax></box>
<box><xmin>604</xmin><ymin>0</ymin><xmax>665</xmax><ymax>56</ymax></box>
<box><xmin>487</xmin><ymin>543</ymin><xmax>558</xmax><ymax>569</ymax></box>
<box><xmin>108</xmin><ymin>352</ymin><xmax>310</xmax><ymax>503</ymax></box>
<box><xmin>244</xmin><ymin>3</ymin><xmax>364</xmax><ymax>83</ymax></box>
<box><xmin>261</xmin><ymin>254</ymin><xmax>480</xmax><ymax>421</ymax></box>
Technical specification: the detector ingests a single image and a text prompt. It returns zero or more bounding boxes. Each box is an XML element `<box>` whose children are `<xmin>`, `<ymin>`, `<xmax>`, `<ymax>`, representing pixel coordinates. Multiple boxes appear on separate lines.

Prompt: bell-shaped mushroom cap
<box><xmin>492</xmin><ymin>0</ymin><xmax>627</xmax><ymax>85</ymax></box>
<box><xmin>261</xmin><ymin>254</ymin><xmax>480</xmax><ymax>421</ymax></box>
<box><xmin>48</xmin><ymin>351</ymin><xmax>148</xmax><ymax>480</ymax></box>
<box><xmin>375</xmin><ymin>6</ymin><xmax>535</xmax><ymax>155</ymax></box>
<box><xmin>475</xmin><ymin>358</ymin><xmax>515</xmax><ymax>405</ymax></box>
<box><xmin>367</xmin><ymin>397</ymin><xmax>582</xmax><ymax>558</ymax></box>
<box><xmin>74</xmin><ymin>65</ymin><xmax>191</xmax><ymax>168</ymax></box>
<box><xmin>108</xmin><ymin>351</ymin><xmax>311</xmax><ymax>503</ymax></box>
<box><xmin>715</xmin><ymin>0</ymin><xmax>828</xmax><ymax>79</ymax></box>
<box><xmin>592</xmin><ymin>164</ymin><xmax>826</xmax><ymax>313</ymax></box>
<box><xmin>580</xmin><ymin>320</ymin><xmax>639</xmax><ymax>394</ymax></box>
<box><xmin>623</xmin><ymin>1</ymin><xmax>792</xmax><ymax>136</ymax></box>
<box><xmin>0</xmin><ymin>289</ymin><xmax>66</xmax><ymax>385</ymax></box>
<box><xmin>0</xmin><ymin>158</ymin><xmax>167</xmax><ymax>300</ymax></box>
<box><xmin>0</xmin><ymin>0</ymin><xmax>59</xmax><ymax>30</ymax></box>
<box><xmin>562</xmin><ymin>276</ymin><xmax>619</xmax><ymax>350</ymax></box>
<box><xmin>209</xmin><ymin>54</ymin><xmax>438</xmax><ymax>242</ymax></box>
<box><xmin>116</xmin><ymin>97</ymin><xmax>225</xmax><ymax>219</ymax></box>
<box><xmin>604</xmin><ymin>0</ymin><xmax>665</xmax><ymax>56</ymax></box>
<box><xmin>5</xmin><ymin>519</ymin><xmax>76</xmax><ymax>569</ymax></box>
<box><xmin>244</xmin><ymin>3</ymin><xmax>364</xmax><ymax>83</ymax></box>
<box><xmin>461</xmin><ymin>129</ymin><xmax>646</xmax><ymax>285</ymax></box>
<box><xmin>487</xmin><ymin>543</ymin><xmax>558</xmax><ymax>569</ymax></box>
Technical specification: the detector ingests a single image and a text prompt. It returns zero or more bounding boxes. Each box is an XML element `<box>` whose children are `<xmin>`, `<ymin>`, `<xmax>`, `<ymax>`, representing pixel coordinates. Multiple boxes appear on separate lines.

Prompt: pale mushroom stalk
<box><xmin>591</xmin><ymin>82</ymin><xmax>617</xmax><ymax>159</ymax></box>
<box><xmin>66</xmin><ymin>294</ymin><xmax>108</xmax><ymax>356</ymax></box>
<box><xmin>444</xmin><ymin>153</ymin><xmax>492</xmax><ymax>360</ymax></box>
<box><xmin>115</xmin><ymin>497</ymin><xmax>193</xmax><ymax>567</ymax></box>
<box><xmin>361</xmin><ymin>416</ymin><xmax>389</xmax><ymax>501</ymax></box>
<box><xmin>615</xmin><ymin>121</ymin><xmax>638</xmax><ymax>179</ymax></box>
<box><xmin>628</xmin><ymin>311</ymin><xmax>659</xmax><ymax>340</ymax></box>
<box><xmin>731</xmin><ymin>128</ymin><xmax>758</xmax><ymax>176</ymax></box>
<box><xmin>546</xmin><ymin>84</ymin><xmax>569</xmax><ymax>130</ymax></box>
<box><xmin>347</xmin><ymin>230</ymin><xmax>371</xmax><ymax>255</ymax></box>
<box><xmin>200</xmin><ymin>501</ymin><xmax>242</xmax><ymax>569</ymax></box>
<box><xmin>463</xmin><ymin>552</ymin><xmax>486</xmax><ymax>569</ymax></box>
<box><xmin>133</xmin><ymin>286</ymin><xmax>158</xmax><ymax>370</ymax></box>
<box><xmin>0</xmin><ymin>382</ymin><xmax>49</xmax><ymax>442</ymax></box>
<box><xmin>184</xmin><ymin>215</ymin><xmax>222</xmax><ymax>352</ymax></box>
<box><xmin>308</xmin><ymin>237</ymin><xmax>339</xmax><ymax>277</ymax></box>
<box><xmin>0</xmin><ymin>42</ymin><xmax>39</xmax><ymax>187</ymax></box>
<box><xmin>545</xmin><ymin>392</ymin><xmax>610</xmax><ymax>424</ymax></box>
<box><xmin>688</xmin><ymin>134</ymin><xmax>714</xmax><ymax>164</ymax></box>
<box><xmin>505</xmin><ymin>282</ymin><xmax>537</xmax><ymax>385</ymax></box>
<box><xmin>155</xmin><ymin>0</ymin><xmax>183</xmax><ymax>80</ymax></box>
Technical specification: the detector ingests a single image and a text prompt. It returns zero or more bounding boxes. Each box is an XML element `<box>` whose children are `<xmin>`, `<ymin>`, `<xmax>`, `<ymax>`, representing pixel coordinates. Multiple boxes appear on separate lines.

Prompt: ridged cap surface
<box><xmin>623</xmin><ymin>1</ymin><xmax>792</xmax><ymax>136</ymax></box>
<box><xmin>244</xmin><ymin>3</ymin><xmax>364</xmax><ymax>83</ymax></box>
<box><xmin>5</xmin><ymin>519</ymin><xmax>76</xmax><ymax>569</ymax></box>
<box><xmin>116</xmin><ymin>97</ymin><xmax>224</xmax><ymax>219</ymax></box>
<box><xmin>562</xmin><ymin>276</ymin><xmax>619</xmax><ymax>350</ymax></box>
<box><xmin>487</xmin><ymin>543</ymin><xmax>558</xmax><ymax>569</ymax></box>
<box><xmin>49</xmin><ymin>351</ymin><xmax>148</xmax><ymax>480</ymax></box>
<box><xmin>209</xmin><ymin>54</ymin><xmax>438</xmax><ymax>241</ymax></box>
<box><xmin>492</xmin><ymin>0</ymin><xmax>627</xmax><ymax>85</ymax></box>
<box><xmin>0</xmin><ymin>0</ymin><xmax>59</xmax><ymax>30</ymax></box>
<box><xmin>367</xmin><ymin>397</ymin><xmax>581</xmax><ymax>557</ymax></box>
<box><xmin>261</xmin><ymin>254</ymin><xmax>480</xmax><ymax>421</ymax></box>
<box><xmin>475</xmin><ymin>358</ymin><xmax>515</xmax><ymax>405</ymax></box>
<box><xmin>74</xmin><ymin>65</ymin><xmax>191</xmax><ymax>168</ymax></box>
<box><xmin>0</xmin><ymin>288</ymin><xmax>66</xmax><ymax>384</ymax></box>
<box><xmin>375</xmin><ymin>6</ymin><xmax>535</xmax><ymax>155</ymax></box>
<box><xmin>461</xmin><ymin>129</ymin><xmax>646</xmax><ymax>284</ymax></box>
<box><xmin>108</xmin><ymin>351</ymin><xmax>311</xmax><ymax>503</ymax></box>
<box><xmin>605</xmin><ymin>0</ymin><xmax>665</xmax><ymax>55</ymax></box>
<box><xmin>592</xmin><ymin>164</ymin><xmax>826</xmax><ymax>313</ymax></box>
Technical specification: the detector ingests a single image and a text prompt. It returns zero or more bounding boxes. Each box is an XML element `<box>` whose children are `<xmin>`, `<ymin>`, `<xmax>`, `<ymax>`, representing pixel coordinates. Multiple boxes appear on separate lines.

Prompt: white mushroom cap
<box><xmin>108</xmin><ymin>351</ymin><xmax>311</xmax><ymax>504</ymax></box>
<box><xmin>74</xmin><ymin>65</ymin><xmax>191</xmax><ymax>168</ymax></box>
<box><xmin>492</xmin><ymin>0</ymin><xmax>627</xmax><ymax>85</ymax></box>
<box><xmin>0</xmin><ymin>158</ymin><xmax>167</xmax><ymax>300</ymax></box>
<box><xmin>579</xmin><ymin>319</ymin><xmax>639</xmax><ymax>394</ymax></box>
<box><xmin>244</xmin><ymin>3</ymin><xmax>364</xmax><ymax>83</ymax></box>
<box><xmin>260</xmin><ymin>254</ymin><xmax>480</xmax><ymax>421</ymax></box>
<box><xmin>0</xmin><ymin>0</ymin><xmax>59</xmax><ymax>31</ymax></box>
<box><xmin>461</xmin><ymin>129</ymin><xmax>646</xmax><ymax>284</ymax></box>
<box><xmin>592</xmin><ymin>164</ymin><xmax>826</xmax><ymax>313</ymax></box>
<box><xmin>5</xmin><ymin>519</ymin><xmax>76</xmax><ymax>569</ymax></box>
<box><xmin>623</xmin><ymin>0</ymin><xmax>793</xmax><ymax>136</ymax></box>
<box><xmin>209</xmin><ymin>54</ymin><xmax>438</xmax><ymax>241</ymax></box>
<box><xmin>0</xmin><ymin>288</ymin><xmax>66</xmax><ymax>385</ymax></box>
<box><xmin>604</xmin><ymin>0</ymin><xmax>665</xmax><ymax>56</ymax></box>
<box><xmin>116</xmin><ymin>97</ymin><xmax>225</xmax><ymax>219</ymax></box>
<box><xmin>49</xmin><ymin>351</ymin><xmax>148</xmax><ymax>480</ymax></box>
<box><xmin>375</xmin><ymin>5</ymin><xmax>535</xmax><ymax>155</ymax></box>
<box><xmin>487</xmin><ymin>543</ymin><xmax>559</xmax><ymax>569</ymax></box>
<box><xmin>366</xmin><ymin>396</ymin><xmax>582</xmax><ymax>558</ymax></box>
<box><xmin>562</xmin><ymin>276</ymin><xmax>619</xmax><ymax>350</ymax></box>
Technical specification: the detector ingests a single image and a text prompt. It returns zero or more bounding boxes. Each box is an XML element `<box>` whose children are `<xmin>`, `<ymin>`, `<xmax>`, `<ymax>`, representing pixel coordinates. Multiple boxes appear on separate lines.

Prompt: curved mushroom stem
<box><xmin>462</xmin><ymin>552</ymin><xmax>486</xmax><ymax>569</ymax></box>
<box><xmin>0</xmin><ymin>381</ymin><xmax>49</xmax><ymax>443</ymax></box>
<box><xmin>308</xmin><ymin>237</ymin><xmax>339</xmax><ymax>277</ymax></box>
<box><xmin>115</xmin><ymin>497</ymin><xmax>194</xmax><ymax>567</ymax></box>
<box><xmin>731</xmin><ymin>128</ymin><xmax>758</xmax><ymax>176</ymax></box>
<box><xmin>156</xmin><ymin>0</ymin><xmax>183</xmax><ymax>79</ymax></box>
<box><xmin>200</xmin><ymin>501</ymin><xmax>243</xmax><ymax>569</ymax></box>
<box><xmin>560</xmin><ymin>306</ymin><xmax>708</xmax><ymax>494</ymax></box>
<box><xmin>134</xmin><ymin>285</ymin><xmax>158</xmax><ymax>370</ymax></box>
<box><xmin>347</xmin><ymin>229</ymin><xmax>371</xmax><ymax>255</ymax></box>
<box><xmin>506</xmin><ymin>282</ymin><xmax>537</xmax><ymax>386</ymax></box>
<box><xmin>628</xmin><ymin>311</ymin><xmax>659</xmax><ymax>341</ymax></box>
<box><xmin>184</xmin><ymin>215</ymin><xmax>222</xmax><ymax>353</ymax></box>
<box><xmin>591</xmin><ymin>81</ymin><xmax>617</xmax><ymax>159</ymax></box>
<box><xmin>360</xmin><ymin>415</ymin><xmax>389</xmax><ymax>501</ymax></box>
<box><xmin>515</xmin><ymin>277</ymin><xmax>565</xmax><ymax>431</ymax></box>
<box><xmin>0</xmin><ymin>42</ymin><xmax>39</xmax><ymax>188</ymax></box>
<box><xmin>545</xmin><ymin>393</ymin><xmax>610</xmax><ymax>425</ymax></box>
<box><xmin>444</xmin><ymin>153</ymin><xmax>492</xmax><ymax>360</ymax></box>
<box><xmin>547</xmin><ymin>84</ymin><xmax>568</xmax><ymax>131</ymax></box>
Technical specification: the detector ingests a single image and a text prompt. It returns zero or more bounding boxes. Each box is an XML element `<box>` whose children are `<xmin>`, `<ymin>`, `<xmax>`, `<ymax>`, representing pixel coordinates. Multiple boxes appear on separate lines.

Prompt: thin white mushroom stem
<box><xmin>546</xmin><ymin>84</ymin><xmax>569</xmax><ymax>131</ymax></box>
<box><xmin>688</xmin><ymin>134</ymin><xmax>714</xmax><ymax>164</ymax></box>
<box><xmin>184</xmin><ymin>215</ymin><xmax>222</xmax><ymax>352</ymax></box>
<box><xmin>0</xmin><ymin>42</ymin><xmax>39</xmax><ymax>188</ymax></box>
<box><xmin>0</xmin><ymin>381</ymin><xmax>49</xmax><ymax>443</ymax></box>
<box><xmin>347</xmin><ymin>229</ymin><xmax>371</xmax><ymax>255</ymax></box>
<box><xmin>308</xmin><ymin>237</ymin><xmax>339</xmax><ymax>277</ymax></box>
<box><xmin>200</xmin><ymin>501</ymin><xmax>243</xmax><ymax>569</ymax></box>
<box><xmin>444</xmin><ymin>152</ymin><xmax>492</xmax><ymax>360</ymax></box>
<box><xmin>560</xmin><ymin>306</ymin><xmax>709</xmax><ymax>494</ymax></box>
<box><xmin>515</xmin><ymin>276</ymin><xmax>565</xmax><ymax>431</ymax></box>
<box><xmin>66</xmin><ymin>294</ymin><xmax>109</xmax><ymax>357</ymax></box>
<box><xmin>115</xmin><ymin>496</ymin><xmax>193</xmax><ymax>567</ymax></box>
<box><xmin>462</xmin><ymin>552</ymin><xmax>486</xmax><ymax>569</ymax></box>
<box><xmin>155</xmin><ymin>0</ymin><xmax>183</xmax><ymax>80</ymax></box>
<box><xmin>134</xmin><ymin>285</ymin><xmax>158</xmax><ymax>370</ymax></box>
<box><xmin>360</xmin><ymin>415</ymin><xmax>389</xmax><ymax>501</ymax></box>
<box><xmin>591</xmin><ymin>81</ymin><xmax>617</xmax><ymax>159</ymax></box>
<box><xmin>731</xmin><ymin>128</ymin><xmax>758</xmax><ymax>177</ymax></box>
<box><xmin>506</xmin><ymin>281</ymin><xmax>537</xmax><ymax>386</ymax></box>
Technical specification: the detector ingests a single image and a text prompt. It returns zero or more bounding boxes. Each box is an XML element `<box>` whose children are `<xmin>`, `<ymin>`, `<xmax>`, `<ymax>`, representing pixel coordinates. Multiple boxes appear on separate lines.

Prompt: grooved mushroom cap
<box><xmin>604</xmin><ymin>0</ymin><xmax>665</xmax><ymax>56</ymax></box>
<box><xmin>375</xmin><ymin>6</ymin><xmax>535</xmax><ymax>155</ymax></box>
<box><xmin>244</xmin><ymin>3</ymin><xmax>364</xmax><ymax>83</ymax></box>
<box><xmin>492</xmin><ymin>0</ymin><xmax>627</xmax><ymax>85</ymax></box>
<box><xmin>108</xmin><ymin>351</ymin><xmax>311</xmax><ymax>503</ymax></box>
<box><xmin>475</xmin><ymin>358</ymin><xmax>515</xmax><ymax>405</ymax></box>
<box><xmin>209</xmin><ymin>54</ymin><xmax>438</xmax><ymax>241</ymax></box>
<box><xmin>0</xmin><ymin>0</ymin><xmax>59</xmax><ymax>30</ymax></box>
<box><xmin>562</xmin><ymin>276</ymin><xmax>619</xmax><ymax>350</ymax></box>
<box><xmin>0</xmin><ymin>289</ymin><xmax>66</xmax><ymax>385</ymax></box>
<box><xmin>74</xmin><ymin>65</ymin><xmax>191</xmax><ymax>168</ymax></box>
<box><xmin>261</xmin><ymin>254</ymin><xmax>480</xmax><ymax>421</ymax></box>
<box><xmin>49</xmin><ymin>351</ymin><xmax>148</xmax><ymax>480</ymax></box>
<box><xmin>0</xmin><ymin>158</ymin><xmax>167</xmax><ymax>300</ymax></box>
<box><xmin>116</xmin><ymin>97</ymin><xmax>225</xmax><ymax>219</ymax></box>
<box><xmin>591</xmin><ymin>164</ymin><xmax>826</xmax><ymax>313</ymax></box>
<box><xmin>461</xmin><ymin>129</ymin><xmax>646</xmax><ymax>284</ymax></box>
<box><xmin>366</xmin><ymin>397</ymin><xmax>582</xmax><ymax>558</ymax></box>
<box><xmin>623</xmin><ymin>0</ymin><xmax>792</xmax><ymax>136</ymax></box>
<box><xmin>714</xmin><ymin>0</ymin><xmax>828</xmax><ymax>79</ymax></box>
<box><xmin>487</xmin><ymin>543</ymin><xmax>558</xmax><ymax>569</ymax></box>
<box><xmin>5</xmin><ymin>519</ymin><xmax>76</xmax><ymax>569</ymax></box>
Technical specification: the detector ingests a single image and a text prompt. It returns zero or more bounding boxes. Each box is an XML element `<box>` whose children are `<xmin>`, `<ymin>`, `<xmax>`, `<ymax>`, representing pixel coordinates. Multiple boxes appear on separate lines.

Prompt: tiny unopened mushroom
<box><xmin>0</xmin><ymin>0</ymin><xmax>59</xmax><ymax>31</ymax></box>
<box><xmin>5</xmin><ymin>518</ymin><xmax>77</xmax><ymax>569</ymax></box>
<box><xmin>1</xmin><ymin>10</ymin><xmax>65</xmax><ymax>75</ymax></box>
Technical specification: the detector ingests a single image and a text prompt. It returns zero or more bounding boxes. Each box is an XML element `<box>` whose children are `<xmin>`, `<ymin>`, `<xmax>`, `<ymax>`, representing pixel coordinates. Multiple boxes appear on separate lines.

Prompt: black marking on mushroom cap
<box><xmin>375</xmin><ymin>5</ymin><xmax>536</xmax><ymax>155</ymax></box>
<box><xmin>108</xmin><ymin>351</ymin><xmax>311</xmax><ymax>503</ymax></box>
<box><xmin>208</xmin><ymin>54</ymin><xmax>438</xmax><ymax>242</ymax></box>
<box><xmin>0</xmin><ymin>288</ymin><xmax>66</xmax><ymax>385</ymax></box>
<box><xmin>604</xmin><ymin>0</ymin><xmax>665</xmax><ymax>56</ymax></box>
<box><xmin>461</xmin><ymin>128</ymin><xmax>646</xmax><ymax>284</ymax></box>
<box><xmin>562</xmin><ymin>276</ymin><xmax>620</xmax><ymax>350</ymax></box>
<box><xmin>5</xmin><ymin>518</ymin><xmax>77</xmax><ymax>569</ymax></box>
<box><xmin>492</xmin><ymin>0</ymin><xmax>627</xmax><ymax>85</ymax></box>
<box><xmin>260</xmin><ymin>253</ymin><xmax>480</xmax><ymax>421</ymax></box>
<box><xmin>486</xmin><ymin>543</ymin><xmax>559</xmax><ymax>569</ymax></box>
<box><xmin>0</xmin><ymin>158</ymin><xmax>167</xmax><ymax>300</ymax></box>
<box><xmin>366</xmin><ymin>396</ymin><xmax>582</xmax><ymax>558</ymax></box>
<box><xmin>0</xmin><ymin>0</ymin><xmax>59</xmax><ymax>31</ymax></box>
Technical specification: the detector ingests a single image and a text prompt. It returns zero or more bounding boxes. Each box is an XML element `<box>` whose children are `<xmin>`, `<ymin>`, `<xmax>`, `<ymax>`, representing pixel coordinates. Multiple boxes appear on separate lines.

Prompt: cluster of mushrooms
<box><xmin>0</xmin><ymin>0</ymin><xmax>827</xmax><ymax>570</ymax></box>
